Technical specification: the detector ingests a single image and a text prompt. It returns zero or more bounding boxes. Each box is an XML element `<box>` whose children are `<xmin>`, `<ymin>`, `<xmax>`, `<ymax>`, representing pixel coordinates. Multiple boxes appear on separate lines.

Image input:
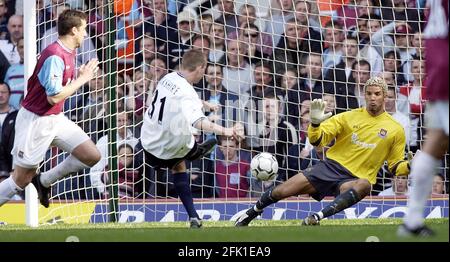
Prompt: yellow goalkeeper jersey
<box><xmin>308</xmin><ymin>108</ymin><xmax>408</xmax><ymax>184</ymax></box>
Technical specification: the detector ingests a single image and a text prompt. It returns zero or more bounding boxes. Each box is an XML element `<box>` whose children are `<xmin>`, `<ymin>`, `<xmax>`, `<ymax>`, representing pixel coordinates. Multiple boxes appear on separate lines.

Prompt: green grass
<box><xmin>0</xmin><ymin>218</ymin><xmax>448</xmax><ymax>242</ymax></box>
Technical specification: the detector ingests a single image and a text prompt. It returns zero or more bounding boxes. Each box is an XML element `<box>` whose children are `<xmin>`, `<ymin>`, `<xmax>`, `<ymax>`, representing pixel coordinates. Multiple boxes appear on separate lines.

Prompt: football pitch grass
<box><xmin>1</xmin><ymin>218</ymin><xmax>448</xmax><ymax>242</ymax></box>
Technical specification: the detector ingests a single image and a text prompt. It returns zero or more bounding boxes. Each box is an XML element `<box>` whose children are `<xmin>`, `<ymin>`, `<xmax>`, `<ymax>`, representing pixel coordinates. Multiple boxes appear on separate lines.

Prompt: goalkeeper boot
<box><xmin>235</xmin><ymin>207</ymin><xmax>262</xmax><ymax>227</ymax></box>
<box><xmin>302</xmin><ymin>213</ymin><xmax>320</xmax><ymax>226</ymax></box>
<box><xmin>190</xmin><ymin>217</ymin><xmax>203</xmax><ymax>229</ymax></box>
<box><xmin>31</xmin><ymin>173</ymin><xmax>50</xmax><ymax>208</ymax></box>
<box><xmin>188</xmin><ymin>138</ymin><xmax>218</xmax><ymax>160</ymax></box>
<box><xmin>397</xmin><ymin>224</ymin><xmax>435</xmax><ymax>237</ymax></box>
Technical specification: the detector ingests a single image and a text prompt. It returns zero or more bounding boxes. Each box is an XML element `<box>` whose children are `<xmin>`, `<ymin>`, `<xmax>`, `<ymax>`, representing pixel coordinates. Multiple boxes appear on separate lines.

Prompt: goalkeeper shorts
<box><xmin>302</xmin><ymin>160</ymin><xmax>358</xmax><ymax>201</ymax></box>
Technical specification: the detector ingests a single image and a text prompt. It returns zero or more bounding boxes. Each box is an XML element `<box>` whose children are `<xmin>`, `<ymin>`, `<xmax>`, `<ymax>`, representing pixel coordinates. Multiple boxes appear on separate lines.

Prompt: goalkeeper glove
<box><xmin>310</xmin><ymin>99</ymin><xmax>332</xmax><ymax>126</ymax></box>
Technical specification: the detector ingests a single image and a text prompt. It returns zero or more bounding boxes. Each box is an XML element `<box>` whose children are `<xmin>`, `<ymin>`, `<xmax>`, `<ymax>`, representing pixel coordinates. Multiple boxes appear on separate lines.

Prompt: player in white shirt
<box><xmin>140</xmin><ymin>49</ymin><xmax>244</xmax><ymax>228</ymax></box>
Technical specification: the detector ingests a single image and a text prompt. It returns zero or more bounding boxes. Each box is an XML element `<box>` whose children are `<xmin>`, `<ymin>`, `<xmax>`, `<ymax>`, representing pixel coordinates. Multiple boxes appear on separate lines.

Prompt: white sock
<box><xmin>404</xmin><ymin>152</ymin><xmax>441</xmax><ymax>229</ymax></box>
<box><xmin>316</xmin><ymin>211</ymin><xmax>324</xmax><ymax>220</ymax></box>
<box><xmin>40</xmin><ymin>155</ymin><xmax>90</xmax><ymax>188</ymax></box>
<box><xmin>0</xmin><ymin>177</ymin><xmax>23</xmax><ymax>206</ymax></box>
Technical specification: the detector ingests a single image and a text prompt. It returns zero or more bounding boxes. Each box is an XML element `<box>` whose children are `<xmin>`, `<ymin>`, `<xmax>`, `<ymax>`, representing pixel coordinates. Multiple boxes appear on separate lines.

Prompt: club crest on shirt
<box><xmin>378</xmin><ymin>128</ymin><xmax>388</xmax><ymax>139</ymax></box>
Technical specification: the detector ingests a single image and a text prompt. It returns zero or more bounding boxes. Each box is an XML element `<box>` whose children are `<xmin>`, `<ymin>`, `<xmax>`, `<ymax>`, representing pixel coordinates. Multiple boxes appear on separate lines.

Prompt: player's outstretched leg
<box><xmin>188</xmin><ymin>138</ymin><xmax>218</xmax><ymax>160</ymax></box>
<box><xmin>303</xmin><ymin>179</ymin><xmax>369</xmax><ymax>226</ymax></box>
<box><xmin>32</xmin><ymin>154</ymin><xmax>91</xmax><ymax>208</ymax></box>
<box><xmin>0</xmin><ymin>175</ymin><xmax>23</xmax><ymax>207</ymax></box>
<box><xmin>235</xmin><ymin>189</ymin><xmax>278</xmax><ymax>227</ymax></box>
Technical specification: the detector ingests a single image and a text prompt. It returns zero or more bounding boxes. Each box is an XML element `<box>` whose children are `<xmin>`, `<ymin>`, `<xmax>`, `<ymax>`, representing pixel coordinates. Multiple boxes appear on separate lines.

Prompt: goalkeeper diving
<box><xmin>236</xmin><ymin>76</ymin><xmax>411</xmax><ymax>226</ymax></box>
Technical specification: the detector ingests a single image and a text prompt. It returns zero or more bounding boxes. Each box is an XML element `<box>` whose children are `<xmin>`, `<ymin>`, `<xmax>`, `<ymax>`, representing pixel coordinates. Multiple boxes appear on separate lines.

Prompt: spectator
<box><xmin>397</xmin><ymin>58</ymin><xmax>426</xmax><ymax>152</ymax></box>
<box><xmin>322</xmin><ymin>21</ymin><xmax>345</xmax><ymax>76</ymax></box>
<box><xmin>191</xmin><ymin>34</ymin><xmax>211</xmax><ymax>62</ymax></box>
<box><xmin>248</xmin><ymin>60</ymin><xmax>276</xmax><ymax>100</ymax></box>
<box><xmin>69</xmin><ymin>69</ymin><xmax>107</xmax><ymax>143</ymax></box>
<box><xmin>215</xmin><ymin>136</ymin><xmax>250</xmax><ymax>198</ymax></box>
<box><xmin>324</xmin><ymin>36</ymin><xmax>359</xmax><ymax>113</ymax></box>
<box><xmin>89</xmin><ymin>111</ymin><xmax>139</xmax><ymax>196</ymax></box>
<box><xmin>272</xmin><ymin>19</ymin><xmax>321</xmax><ymax>79</ymax></box>
<box><xmin>265</xmin><ymin>0</ymin><xmax>295</xmax><ymax>47</ymax></box>
<box><xmin>220</xmin><ymin>39</ymin><xmax>255</xmax><ymax>95</ymax></box>
<box><xmin>352</xmin><ymin>14</ymin><xmax>370</xmax><ymax>47</ymax></box>
<box><xmin>236</xmin><ymin>23</ymin><xmax>271</xmax><ymax>64</ymax></box>
<box><xmin>378</xmin><ymin>175</ymin><xmax>409</xmax><ymax>196</ymax></box>
<box><xmin>0</xmin><ymin>14</ymin><xmax>22</xmax><ymax>65</ymax></box>
<box><xmin>142</xmin><ymin>0</ymin><xmax>177</xmax><ymax>65</ymax></box>
<box><xmin>208</xmin><ymin>22</ymin><xmax>226</xmax><ymax>63</ymax></box>
<box><xmin>214</xmin><ymin>0</ymin><xmax>238</xmax><ymax>36</ymax></box>
<box><xmin>432</xmin><ymin>174</ymin><xmax>446</xmax><ymax>195</ymax></box>
<box><xmin>285</xmin><ymin>108</ymin><xmax>321</xmax><ymax>181</ymax></box>
<box><xmin>380</xmin><ymin>0</ymin><xmax>422</xmax><ymax>33</ymax></box>
<box><xmin>383</xmin><ymin>50</ymin><xmax>407</xmax><ymax>86</ymax></box>
<box><xmin>0</xmin><ymin>83</ymin><xmax>15</xmax><ymax>136</ymax></box>
<box><xmin>358</xmin><ymin>15</ymin><xmax>384</xmax><ymax>76</ymax></box>
<box><xmin>145</xmin><ymin>56</ymin><xmax>167</xmax><ymax>106</ymax></box>
<box><xmin>228</xmin><ymin>5</ymin><xmax>273</xmax><ymax>56</ymax></box>
<box><xmin>411</xmin><ymin>32</ymin><xmax>425</xmax><ymax>59</ymax></box>
<box><xmin>200</xmin><ymin>63</ymin><xmax>240</xmax><ymax>129</ymax></box>
<box><xmin>102</xmin><ymin>143</ymin><xmax>143</xmax><ymax>198</ymax></box>
<box><xmin>248</xmin><ymin>94</ymin><xmax>297</xmax><ymax>174</ymax></box>
<box><xmin>186</xmin><ymin>155</ymin><xmax>215</xmax><ymax>198</ymax></box>
<box><xmin>166</xmin><ymin>9</ymin><xmax>197</xmax><ymax>69</ymax></box>
<box><xmin>237</xmin><ymin>3</ymin><xmax>258</xmax><ymax>29</ymax></box>
<box><xmin>323</xmin><ymin>93</ymin><xmax>337</xmax><ymax>115</ymax></box>
<box><xmin>294</xmin><ymin>0</ymin><xmax>322</xmax><ymax>42</ymax></box>
<box><xmin>199</xmin><ymin>13</ymin><xmax>213</xmax><ymax>36</ymax></box>
<box><xmin>135</xmin><ymin>34</ymin><xmax>158</xmax><ymax>71</ymax></box>
<box><xmin>394</xmin><ymin>23</ymin><xmax>415</xmax><ymax>82</ymax></box>
<box><xmin>278</xmin><ymin>68</ymin><xmax>301</xmax><ymax>128</ymax></box>
<box><xmin>337</xmin><ymin>0</ymin><xmax>377</xmax><ymax>30</ymax></box>
<box><xmin>385</xmin><ymin>85</ymin><xmax>410</xmax><ymax>146</ymax></box>
<box><xmin>299</xmin><ymin>53</ymin><xmax>329</xmax><ymax>101</ymax></box>
<box><xmin>349</xmin><ymin>59</ymin><xmax>371</xmax><ymax>107</ymax></box>
<box><xmin>0</xmin><ymin>0</ymin><xmax>8</xmax><ymax>39</ymax></box>
<box><xmin>0</xmin><ymin>109</ymin><xmax>17</xmax><ymax>177</ymax></box>
<box><xmin>3</xmin><ymin>37</ymin><xmax>23</xmax><ymax>109</ymax></box>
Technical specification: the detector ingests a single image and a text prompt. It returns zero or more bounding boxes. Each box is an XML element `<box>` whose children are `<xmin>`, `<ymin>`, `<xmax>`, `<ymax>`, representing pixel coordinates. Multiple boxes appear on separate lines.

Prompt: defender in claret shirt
<box><xmin>235</xmin><ymin>77</ymin><xmax>411</xmax><ymax>227</ymax></box>
<box><xmin>0</xmin><ymin>10</ymin><xmax>100</xmax><ymax>208</ymax></box>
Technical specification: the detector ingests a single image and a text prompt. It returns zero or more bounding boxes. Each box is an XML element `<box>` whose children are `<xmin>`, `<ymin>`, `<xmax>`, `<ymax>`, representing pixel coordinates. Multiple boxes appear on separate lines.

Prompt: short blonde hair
<box><xmin>364</xmin><ymin>76</ymin><xmax>388</xmax><ymax>94</ymax></box>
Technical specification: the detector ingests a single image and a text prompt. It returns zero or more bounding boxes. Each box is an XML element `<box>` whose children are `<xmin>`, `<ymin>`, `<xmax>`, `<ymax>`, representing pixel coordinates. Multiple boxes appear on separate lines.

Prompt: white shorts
<box><xmin>12</xmin><ymin>108</ymin><xmax>90</xmax><ymax>169</ymax></box>
<box><xmin>425</xmin><ymin>101</ymin><xmax>449</xmax><ymax>135</ymax></box>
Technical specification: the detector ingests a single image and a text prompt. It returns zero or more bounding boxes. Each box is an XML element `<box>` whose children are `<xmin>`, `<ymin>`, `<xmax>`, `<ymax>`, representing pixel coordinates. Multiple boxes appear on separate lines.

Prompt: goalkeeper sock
<box><xmin>320</xmin><ymin>189</ymin><xmax>361</xmax><ymax>219</ymax></box>
<box><xmin>404</xmin><ymin>151</ymin><xmax>440</xmax><ymax>229</ymax></box>
<box><xmin>173</xmin><ymin>172</ymin><xmax>199</xmax><ymax>219</ymax></box>
<box><xmin>255</xmin><ymin>189</ymin><xmax>278</xmax><ymax>211</ymax></box>
<box><xmin>40</xmin><ymin>155</ymin><xmax>90</xmax><ymax>188</ymax></box>
<box><xmin>0</xmin><ymin>177</ymin><xmax>23</xmax><ymax>206</ymax></box>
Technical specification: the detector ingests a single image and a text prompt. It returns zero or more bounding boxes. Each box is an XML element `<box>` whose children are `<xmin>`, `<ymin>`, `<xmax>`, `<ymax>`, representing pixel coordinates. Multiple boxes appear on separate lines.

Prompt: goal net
<box><xmin>26</xmin><ymin>0</ymin><xmax>448</xmax><ymax>225</ymax></box>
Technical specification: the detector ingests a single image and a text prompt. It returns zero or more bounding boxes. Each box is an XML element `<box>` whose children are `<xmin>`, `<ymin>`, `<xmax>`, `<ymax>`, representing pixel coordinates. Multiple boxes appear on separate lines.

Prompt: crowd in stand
<box><xmin>0</xmin><ymin>0</ymin><xmax>448</xmax><ymax>201</ymax></box>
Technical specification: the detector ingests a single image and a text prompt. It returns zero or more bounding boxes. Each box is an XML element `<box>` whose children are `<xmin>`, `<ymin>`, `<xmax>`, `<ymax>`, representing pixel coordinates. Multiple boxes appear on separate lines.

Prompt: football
<box><xmin>250</xmin><ymin>152</ymin><xmax>278</xmax><ymax>181</ymax></box>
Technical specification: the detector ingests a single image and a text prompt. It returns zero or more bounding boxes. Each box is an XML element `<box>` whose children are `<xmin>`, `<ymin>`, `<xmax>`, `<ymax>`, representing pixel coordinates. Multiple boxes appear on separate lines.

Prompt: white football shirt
<box><xmin>140</xmin><ymin>72</ymin><xmax>206</xmax><ymax>159</ymax></box>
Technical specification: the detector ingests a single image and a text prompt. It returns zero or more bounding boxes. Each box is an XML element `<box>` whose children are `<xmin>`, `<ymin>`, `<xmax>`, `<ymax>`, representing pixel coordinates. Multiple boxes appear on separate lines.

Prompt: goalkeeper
<box><xmin>236</xmin><ymin>77</ymin><xmax>410</xmax><ymax>226</ymax></box>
